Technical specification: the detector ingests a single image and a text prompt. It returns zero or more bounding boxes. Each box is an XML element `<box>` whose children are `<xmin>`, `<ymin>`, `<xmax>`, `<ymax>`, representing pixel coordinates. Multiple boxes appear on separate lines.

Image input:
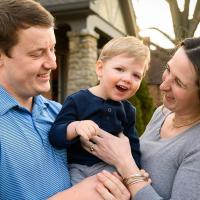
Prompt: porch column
<box><xmin>67</xmin><ymin>29</ymin><xmax>99</xmax><ymax>95</ymax></box>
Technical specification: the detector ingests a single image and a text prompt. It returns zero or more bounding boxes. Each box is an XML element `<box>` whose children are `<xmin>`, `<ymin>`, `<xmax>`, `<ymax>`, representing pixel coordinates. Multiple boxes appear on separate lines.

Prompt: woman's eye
<box><xmin>175</xmin><ymin>79</ymin><xmax>184</xmax><ymax>88</ymax></box>
<box><xmin>163</xmin><ymin>64</ymin><xmax>170</xmax><ymax>72</ymax></box>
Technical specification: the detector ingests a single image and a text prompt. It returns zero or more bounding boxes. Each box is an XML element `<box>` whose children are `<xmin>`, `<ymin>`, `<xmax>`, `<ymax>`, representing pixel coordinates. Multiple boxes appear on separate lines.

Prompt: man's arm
<box><xmin>48</xmin><ymin>175</ymin><xmax>102</xmax><ymax>200</ymax></box>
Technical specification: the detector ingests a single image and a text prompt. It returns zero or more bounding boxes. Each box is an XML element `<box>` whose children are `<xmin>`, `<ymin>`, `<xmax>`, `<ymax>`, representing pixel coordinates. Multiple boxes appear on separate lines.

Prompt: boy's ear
<box><xmin>96</xmin><ymin>60</ymin><xmax>103</xmax><ymax>79</ymax></box>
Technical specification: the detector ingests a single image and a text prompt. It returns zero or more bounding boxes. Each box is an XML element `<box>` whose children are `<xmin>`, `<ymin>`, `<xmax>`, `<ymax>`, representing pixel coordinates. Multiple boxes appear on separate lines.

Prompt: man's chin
<box><xmin>37</xmin><ymin>86</ymin><xmax>51</xmax><ymax>96</ymax></box>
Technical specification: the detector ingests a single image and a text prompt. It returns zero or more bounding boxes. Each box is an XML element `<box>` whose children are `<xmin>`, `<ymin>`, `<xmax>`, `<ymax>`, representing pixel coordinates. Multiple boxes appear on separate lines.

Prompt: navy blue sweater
<box><xmin>49</xmin><ymin>89</ymin><xmax>141</xmax><ymax>167</ymax></box>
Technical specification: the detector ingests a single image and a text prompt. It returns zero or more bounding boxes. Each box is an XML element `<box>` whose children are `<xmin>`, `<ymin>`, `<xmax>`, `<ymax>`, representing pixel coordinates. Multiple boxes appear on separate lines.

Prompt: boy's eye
<box><xmin>133</xmin><ymin>73</ymin><xmax>142</xmax><ymax>80</ymax></box>
<box><xmin>115</xmin><ymin>67</ymin><xmax>124</xmax><ymax>72</ymax></box>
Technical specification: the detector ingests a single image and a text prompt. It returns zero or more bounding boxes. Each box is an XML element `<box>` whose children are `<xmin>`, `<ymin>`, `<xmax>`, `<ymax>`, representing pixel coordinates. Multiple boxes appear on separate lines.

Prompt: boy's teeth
<box><xmin>119</xmin><ymin>85</ymin><xmax>127</xmax><ymax>89</ymax></box>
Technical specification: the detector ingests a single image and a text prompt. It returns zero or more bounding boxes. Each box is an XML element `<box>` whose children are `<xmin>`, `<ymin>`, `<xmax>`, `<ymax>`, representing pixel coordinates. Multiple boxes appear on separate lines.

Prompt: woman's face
<box><xmin>160</xmin><ymin>47</ymin><xmax>200</xmax><ymax>116</ymax></box>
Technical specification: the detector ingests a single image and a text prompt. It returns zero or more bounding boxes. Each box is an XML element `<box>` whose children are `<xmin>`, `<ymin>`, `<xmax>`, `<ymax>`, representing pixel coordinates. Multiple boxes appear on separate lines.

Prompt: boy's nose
<box><xmin>123</xmin><ymin>73</ymin><xmax>132</xmax><ymax>83</ymax></box>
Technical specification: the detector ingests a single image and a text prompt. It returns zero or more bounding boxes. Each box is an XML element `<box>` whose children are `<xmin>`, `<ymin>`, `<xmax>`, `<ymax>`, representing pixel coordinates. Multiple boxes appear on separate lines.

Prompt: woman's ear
<box><xmin>96</xmin><ymin>60</ymin><xmax>103</xmax><ymax>80</ymax></box>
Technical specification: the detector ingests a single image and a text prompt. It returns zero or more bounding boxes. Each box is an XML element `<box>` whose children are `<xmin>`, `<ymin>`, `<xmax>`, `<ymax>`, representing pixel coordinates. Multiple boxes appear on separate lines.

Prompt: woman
<box><xmin>82</xmin><ymin>37</ymin><xmax>200</xmax><ymax>200</ymax></box>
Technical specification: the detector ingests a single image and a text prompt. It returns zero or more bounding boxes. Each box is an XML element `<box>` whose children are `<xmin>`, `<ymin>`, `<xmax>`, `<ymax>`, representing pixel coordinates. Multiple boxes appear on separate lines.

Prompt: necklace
<box><xmin>173</xmin><ymin>114</ymin><xmax>200</xmax><ymax>128</ymax></box>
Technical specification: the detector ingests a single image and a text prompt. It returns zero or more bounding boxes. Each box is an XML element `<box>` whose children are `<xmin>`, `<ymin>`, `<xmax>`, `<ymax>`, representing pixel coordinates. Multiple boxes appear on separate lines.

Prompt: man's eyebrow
<box><xmin>28</xmin><ymin>48</ymin><xmax>45</xmax><ymax>53</ymax></box>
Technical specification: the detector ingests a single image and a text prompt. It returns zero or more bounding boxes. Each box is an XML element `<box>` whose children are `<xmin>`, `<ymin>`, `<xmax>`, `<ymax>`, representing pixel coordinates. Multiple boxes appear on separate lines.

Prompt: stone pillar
<box><xmin>67</xmin><ymin>29</ymin><xmax>99</xmax><ymax>95</ymax></box>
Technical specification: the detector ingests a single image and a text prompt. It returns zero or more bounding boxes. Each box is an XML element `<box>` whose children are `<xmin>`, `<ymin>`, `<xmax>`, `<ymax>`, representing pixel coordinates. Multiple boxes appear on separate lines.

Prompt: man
<box><xmin>0</xmin><ymin>0</ymin><xmax>71</xmax><ymax>199</ymax></box>
<box><xmin>0</xmin><ymin>0</ymin><xmax>130</xmax><ymax>199</ymax></box>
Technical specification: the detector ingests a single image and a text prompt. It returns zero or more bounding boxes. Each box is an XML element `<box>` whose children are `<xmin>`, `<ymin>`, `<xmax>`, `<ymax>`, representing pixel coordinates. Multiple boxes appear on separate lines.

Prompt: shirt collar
<box><xmin>33</xmin><ymin>95</ymin><xmax>50</xmax><ymax>109</ymax></box>
<box><xmin>0</xmin><ymin>86</ymin><xmax>50</xmax><ymax>116</ymax></box>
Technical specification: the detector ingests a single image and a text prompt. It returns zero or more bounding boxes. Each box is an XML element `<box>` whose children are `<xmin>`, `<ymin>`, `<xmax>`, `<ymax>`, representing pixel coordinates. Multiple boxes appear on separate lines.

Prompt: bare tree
<box><xmin>137</xmin><ymin>0</ymin><xmax>200</xmax><ymax>50</ymax></box>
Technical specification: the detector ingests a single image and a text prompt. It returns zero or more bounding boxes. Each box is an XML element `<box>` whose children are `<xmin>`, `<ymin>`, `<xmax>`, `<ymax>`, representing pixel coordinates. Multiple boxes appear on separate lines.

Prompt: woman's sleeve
<box><xmin>133</xmin><ymin>143</ymin><xmax>200</xmax><ymax>200</ymax></box>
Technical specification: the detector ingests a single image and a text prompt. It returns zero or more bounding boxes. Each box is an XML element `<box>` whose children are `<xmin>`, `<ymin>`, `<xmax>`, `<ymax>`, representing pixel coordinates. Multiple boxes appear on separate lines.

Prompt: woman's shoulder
<box><xmin>149</xmin><ymin>105</ymin><xmax>169</xmax><ymax>122</ymax></box>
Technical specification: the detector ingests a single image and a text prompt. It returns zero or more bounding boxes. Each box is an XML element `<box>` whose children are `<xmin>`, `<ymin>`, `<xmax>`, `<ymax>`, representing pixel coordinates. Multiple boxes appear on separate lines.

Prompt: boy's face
<box><xmin>0</xmin><ymin>26</ymin><xmax>57</xmax><ymax>102</ymax></box>
<box><xmin>96</xmin><ymin>54</ymin><xmax>145</xmax><ymax>101</ymax></box>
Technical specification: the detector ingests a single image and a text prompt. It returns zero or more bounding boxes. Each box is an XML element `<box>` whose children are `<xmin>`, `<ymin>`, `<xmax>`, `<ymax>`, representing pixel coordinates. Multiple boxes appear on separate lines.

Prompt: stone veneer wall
<box><xmin>67</xmin><ymin>30</ymin><xmax>99</xmax><ymax>95</ymax></box>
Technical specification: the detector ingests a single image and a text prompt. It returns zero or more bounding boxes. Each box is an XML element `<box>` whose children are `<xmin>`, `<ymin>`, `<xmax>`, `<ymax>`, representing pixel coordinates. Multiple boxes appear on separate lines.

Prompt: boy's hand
<box><xmin>75</xmin><ymin>120</ymin><xmax>100</xmax><ymax>140</ymax></box>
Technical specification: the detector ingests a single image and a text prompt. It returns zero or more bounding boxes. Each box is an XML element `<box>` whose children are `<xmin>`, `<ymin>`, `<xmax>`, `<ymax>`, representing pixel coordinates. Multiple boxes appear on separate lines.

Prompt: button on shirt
<box><xmin>0</xmin><ymin>87</ymin><xmax>71</xmax><ymax>200</ymax></box>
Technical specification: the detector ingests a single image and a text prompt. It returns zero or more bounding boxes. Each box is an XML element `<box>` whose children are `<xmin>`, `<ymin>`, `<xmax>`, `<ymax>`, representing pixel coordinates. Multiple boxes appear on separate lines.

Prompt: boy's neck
<box><xmin>89</xmin><ymin>85</ymin><xmax>107</xmax><ymax>100</ymax></box>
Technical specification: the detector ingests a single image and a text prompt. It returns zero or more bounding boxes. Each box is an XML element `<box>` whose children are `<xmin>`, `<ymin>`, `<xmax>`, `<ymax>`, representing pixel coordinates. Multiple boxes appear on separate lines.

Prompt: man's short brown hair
<box><xmin>0</xmin><ymin>0</ymin><xmax>54</xmax><ymax>57</ymax></box>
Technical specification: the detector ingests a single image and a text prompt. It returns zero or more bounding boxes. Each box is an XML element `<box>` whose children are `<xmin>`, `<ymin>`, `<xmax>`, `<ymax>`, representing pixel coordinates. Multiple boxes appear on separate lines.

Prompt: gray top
<box><xmin>134</xmin><ymin>106</ymin><xmax>200</xmax><ymax>200</ymax></box>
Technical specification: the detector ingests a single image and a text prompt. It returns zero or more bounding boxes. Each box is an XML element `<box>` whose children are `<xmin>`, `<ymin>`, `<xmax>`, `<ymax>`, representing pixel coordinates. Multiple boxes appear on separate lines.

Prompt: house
<box><xmin>147</xmin><ymin>48</ymin><xmax>173</xmax><ymax>107</ymax></box>
<box><xmin>37</xmin><ymin>0</ymin><xmax>138</xmax><ymax>103</ymax></box>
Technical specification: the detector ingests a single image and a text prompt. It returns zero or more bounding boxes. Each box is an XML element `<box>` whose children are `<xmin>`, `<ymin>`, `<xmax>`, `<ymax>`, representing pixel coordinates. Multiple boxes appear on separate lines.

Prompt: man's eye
<box><xmin>31</xmin><ymin>53</ymin><xmax>42</xmax><ymax>57</ymax></box>
<box><xmin>30</xmin><ymin>51</ymin><xmax>43</xmax><ymax>58</ymax></box>
<box><xmin>50</xmin><ymin>47</ymin><xmax>56</xmax><ymax>53</ymax></box>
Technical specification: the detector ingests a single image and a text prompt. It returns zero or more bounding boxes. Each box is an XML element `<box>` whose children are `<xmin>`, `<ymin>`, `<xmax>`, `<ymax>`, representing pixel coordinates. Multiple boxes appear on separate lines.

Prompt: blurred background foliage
<box><xmin>129</xmin><ymin>80</ymin><xmax>154</xmax><ymax>136</ymax></box>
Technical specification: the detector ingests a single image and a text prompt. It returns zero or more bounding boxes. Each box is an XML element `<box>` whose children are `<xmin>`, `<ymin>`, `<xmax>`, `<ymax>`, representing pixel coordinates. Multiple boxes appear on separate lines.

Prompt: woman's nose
<box><xmin>160</xmin><ymin>74</ymin><xmax>171</xmax><ymax>91</ymax></box>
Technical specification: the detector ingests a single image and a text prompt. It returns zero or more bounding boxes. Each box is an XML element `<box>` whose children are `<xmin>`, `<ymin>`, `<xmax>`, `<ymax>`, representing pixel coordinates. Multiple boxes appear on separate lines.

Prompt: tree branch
<box><xmin>165</xmin><ymin>0</ymin><xmax>183</xmax><ymax>39</ymax></box>
<box><xmin>189</xmin><ymin>0</ymin><xmax>200</xmax><ymax>35</ymax></box>
<box><xmin>147</xmin><ymin>27</ymin><xmax>175</xmax><ymax>44</ymax></box>
<box><xmin>149</xmin><ymin>40</ymin><xmax>174</xmax><ymax>52</ymax></box>
<box><xmin>183</xmin><ymin>0</ymin><xmax>189</xmax><ymax>26</ymax></box>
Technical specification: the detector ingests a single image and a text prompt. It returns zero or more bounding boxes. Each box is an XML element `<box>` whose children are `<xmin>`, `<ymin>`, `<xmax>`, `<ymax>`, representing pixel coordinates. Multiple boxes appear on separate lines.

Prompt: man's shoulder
<box><xmin>36</xmin><ymin>95</ymin><xmax>62</xmax><ymax>110</ymax></box>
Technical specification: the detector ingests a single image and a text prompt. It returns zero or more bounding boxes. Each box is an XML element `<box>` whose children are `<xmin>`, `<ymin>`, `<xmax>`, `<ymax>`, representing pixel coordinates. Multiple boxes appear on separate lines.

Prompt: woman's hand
<box><xmin>81</xmin><ymin>130</ymin><xmax>137</xmax><ymax>173</ymax></box>
<box><xmin>96</xmin><ymin>170</ymin><xmax>130</xmax><ymax>200</ymax></box>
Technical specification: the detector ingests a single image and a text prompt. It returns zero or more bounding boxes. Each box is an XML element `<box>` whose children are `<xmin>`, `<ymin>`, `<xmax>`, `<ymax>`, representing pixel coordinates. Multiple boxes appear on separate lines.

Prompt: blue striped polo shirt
<box><xmin>0</xmin><ymin>86</ymin><xmax>71</xmax><ymax>200</ymax></box>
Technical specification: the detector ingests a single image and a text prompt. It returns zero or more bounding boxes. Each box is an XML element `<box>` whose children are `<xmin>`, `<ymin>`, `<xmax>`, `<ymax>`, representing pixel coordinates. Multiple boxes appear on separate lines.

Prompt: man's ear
<box><xmin>96</xmin><ymin>60</ymin><xmax>103</xmax><ymax>80</ymax></box>
<box><xmin>0</xmin><ymin>51</ymin><xmax>4</xmax><ymax>67</ymax></box>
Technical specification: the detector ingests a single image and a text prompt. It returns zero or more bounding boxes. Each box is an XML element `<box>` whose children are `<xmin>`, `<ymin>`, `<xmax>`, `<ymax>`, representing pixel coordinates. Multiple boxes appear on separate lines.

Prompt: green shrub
<box><xmin>129</xmin><ymin>80</ymin><xmax>154</xmax><ymax>136</ymax></box>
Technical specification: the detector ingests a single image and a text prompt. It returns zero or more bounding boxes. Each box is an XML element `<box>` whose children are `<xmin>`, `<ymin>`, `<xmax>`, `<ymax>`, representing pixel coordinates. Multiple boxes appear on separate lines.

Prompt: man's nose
<box><xmin>44</xmin><ymin>51</ymin><xmax>57</xmax><ymax>70</ymax></box>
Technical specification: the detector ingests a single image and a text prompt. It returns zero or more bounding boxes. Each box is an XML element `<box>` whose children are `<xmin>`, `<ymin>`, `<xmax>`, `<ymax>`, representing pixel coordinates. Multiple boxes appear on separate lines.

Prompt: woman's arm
<box><xmin>81</xmin><ymin>129</ymin><xmax>200</xmax><ymax>200</ymax></box>
<box><xmin>81</xmin><ymin>130</ymin><xmax>150</xmax><ymax>198</ymax></box>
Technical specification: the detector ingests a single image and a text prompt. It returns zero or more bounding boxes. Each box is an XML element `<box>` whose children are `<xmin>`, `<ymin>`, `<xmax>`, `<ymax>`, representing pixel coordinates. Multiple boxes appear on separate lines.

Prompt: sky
<box><xmin>132</xmin><ymin>0</ymin><xmax>200</xmax><ymax>49</ymax></box>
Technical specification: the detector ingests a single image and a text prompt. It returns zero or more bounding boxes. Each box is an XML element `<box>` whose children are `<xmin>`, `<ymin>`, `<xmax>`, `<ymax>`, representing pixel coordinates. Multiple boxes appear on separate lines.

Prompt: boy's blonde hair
<box><xmin>98</xmin><ymin>36</ymin><xmax>150</xmax><ymax>74</ymax></box>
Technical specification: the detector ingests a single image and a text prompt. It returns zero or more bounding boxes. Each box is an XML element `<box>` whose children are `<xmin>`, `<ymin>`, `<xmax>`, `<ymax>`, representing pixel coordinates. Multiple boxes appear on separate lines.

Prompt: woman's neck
<box><xmin>173</xmin><ymin>111</ymin><xmax>200</xmax><ymax>128</ymax></box>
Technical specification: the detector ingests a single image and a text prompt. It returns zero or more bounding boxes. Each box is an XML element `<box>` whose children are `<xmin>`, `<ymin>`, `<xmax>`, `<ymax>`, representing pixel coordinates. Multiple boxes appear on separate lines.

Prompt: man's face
<box><xmin>0</xmin><ymin>26</ymin><xmax>57</xmax><ymax>102</ymax></box>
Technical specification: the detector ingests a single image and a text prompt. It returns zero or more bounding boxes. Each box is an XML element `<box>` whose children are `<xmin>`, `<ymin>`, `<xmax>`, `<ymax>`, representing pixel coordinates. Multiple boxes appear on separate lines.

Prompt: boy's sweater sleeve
<box><xmin>49</xmin><ymin>96</ymin><xmax>78</xmax><ymax>149</ymax></box>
